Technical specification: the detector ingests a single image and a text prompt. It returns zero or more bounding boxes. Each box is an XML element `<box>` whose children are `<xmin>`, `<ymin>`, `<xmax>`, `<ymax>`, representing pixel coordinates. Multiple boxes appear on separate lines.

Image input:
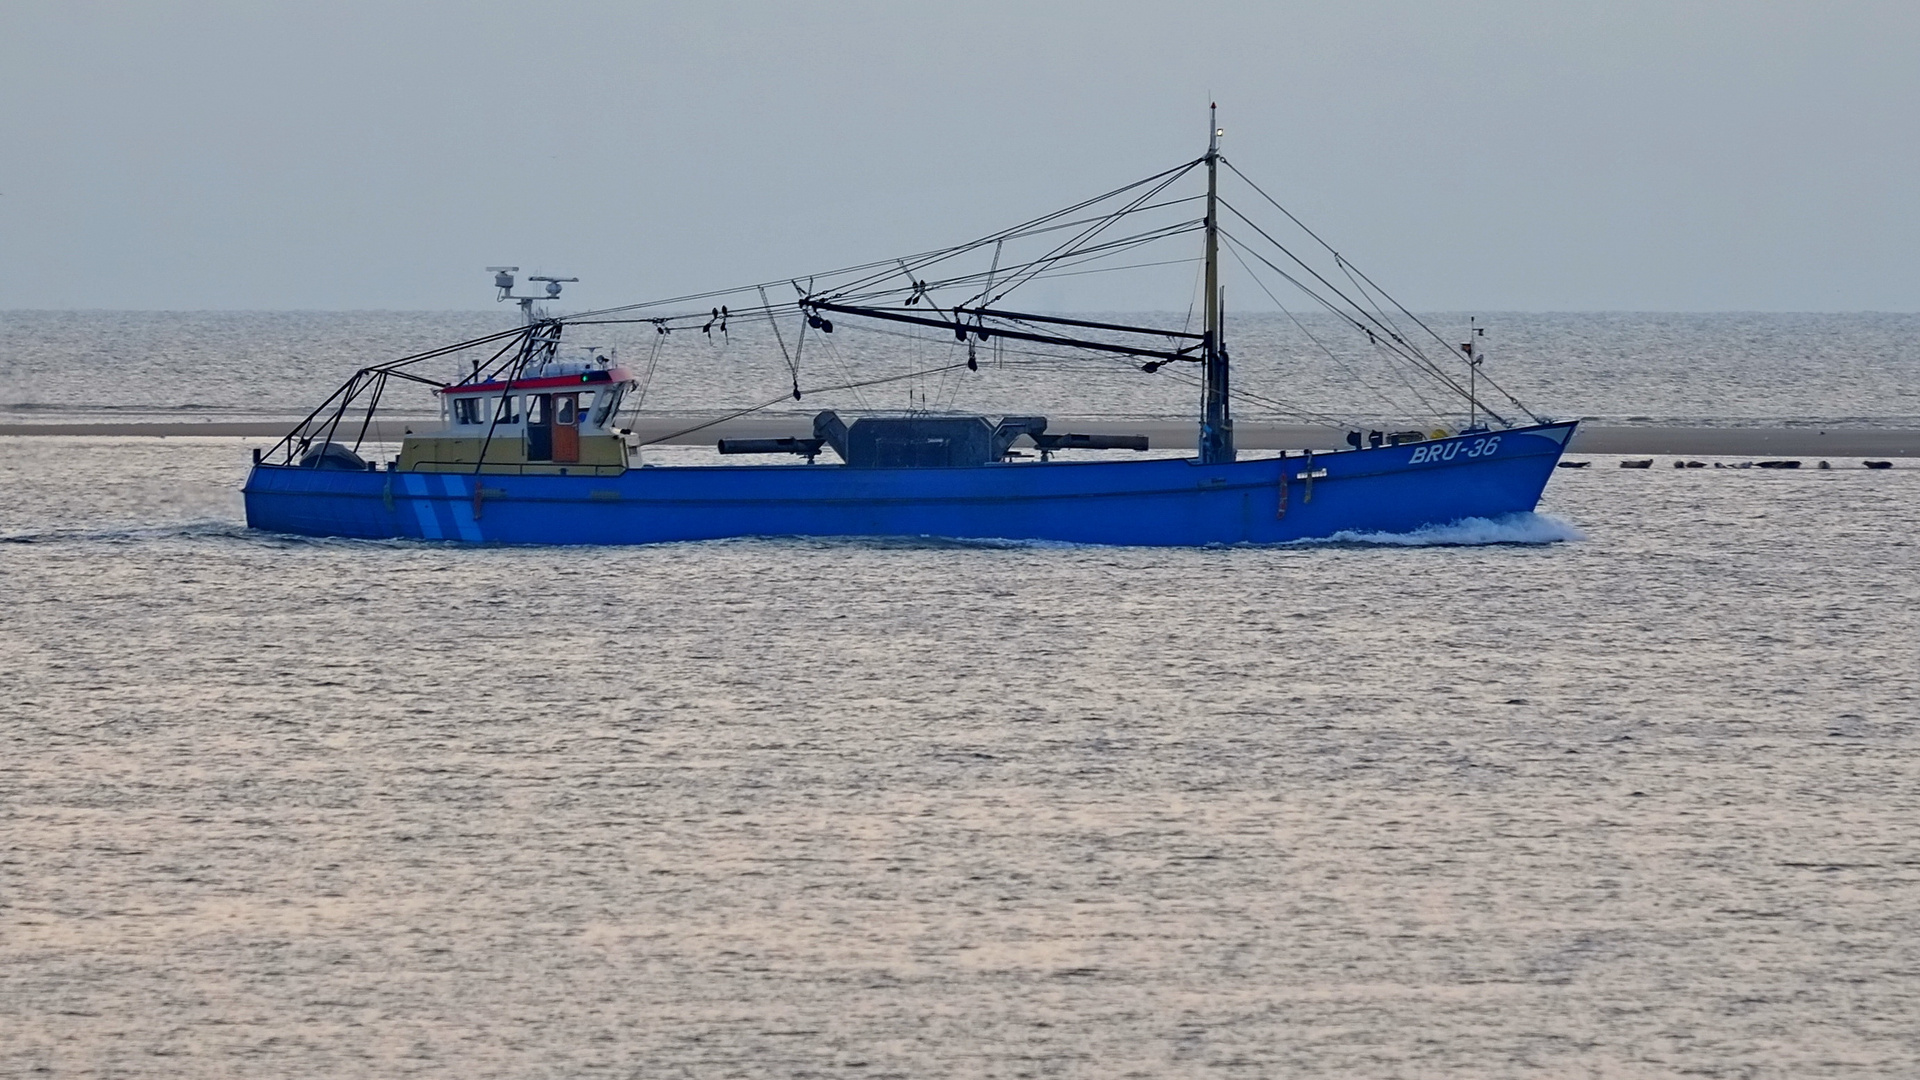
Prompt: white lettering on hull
<box><xmin>1409</xmin><ymin>435</ymin><xmax>1500</xmax><ymax>466</ymax></box>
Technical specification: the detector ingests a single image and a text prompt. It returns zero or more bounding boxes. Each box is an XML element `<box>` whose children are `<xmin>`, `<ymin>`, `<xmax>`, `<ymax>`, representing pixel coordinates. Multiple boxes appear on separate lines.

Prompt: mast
<box><xmin>1198</xmin><ymin>104</ymin><xmax>1235</xmax><ymax>463</ymax></box>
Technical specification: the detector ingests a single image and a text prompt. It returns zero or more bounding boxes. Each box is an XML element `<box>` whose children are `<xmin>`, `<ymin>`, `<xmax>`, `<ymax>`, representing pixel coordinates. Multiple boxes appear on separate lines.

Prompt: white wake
<box><xmin>1304</xmin><ymin>512</ymin><xmax>1585</xmax><ymax>547</ymax></box>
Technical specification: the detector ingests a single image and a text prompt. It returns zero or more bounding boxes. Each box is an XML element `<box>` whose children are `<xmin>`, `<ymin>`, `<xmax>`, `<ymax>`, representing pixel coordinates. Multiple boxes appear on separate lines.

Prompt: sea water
<box><xmin>2</xmin><ymin>434</ymin><xmax>1917</xmax><ymax>1077</ymax></box>
<box><xmin>2</xmin><ymin>313</ymin><xmax>1919</xmax><ymax>1076</ymax></box>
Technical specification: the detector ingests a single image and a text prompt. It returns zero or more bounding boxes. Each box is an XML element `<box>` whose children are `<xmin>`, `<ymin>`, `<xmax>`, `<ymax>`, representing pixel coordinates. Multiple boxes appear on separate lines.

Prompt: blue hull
<box><xmin>244</xmin><ymin>422</ymin><xmax>1576</xmax><ymax>546</ymax></box>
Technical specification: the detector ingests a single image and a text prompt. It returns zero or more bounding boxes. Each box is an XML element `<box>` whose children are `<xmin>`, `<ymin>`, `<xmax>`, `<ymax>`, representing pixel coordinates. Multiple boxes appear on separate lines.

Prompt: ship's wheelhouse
<box><xmin>400</xmin><ymin>359</ymin><xmax>635</xmax><ymax>475</ymax></box>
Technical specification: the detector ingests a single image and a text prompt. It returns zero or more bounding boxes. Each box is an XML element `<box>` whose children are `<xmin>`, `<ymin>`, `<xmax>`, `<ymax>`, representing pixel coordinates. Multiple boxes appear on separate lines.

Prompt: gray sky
<box><xmin>2</xmin><ymin>0</ymin><xmax>1914</xmax><ymax>311</ymax></box>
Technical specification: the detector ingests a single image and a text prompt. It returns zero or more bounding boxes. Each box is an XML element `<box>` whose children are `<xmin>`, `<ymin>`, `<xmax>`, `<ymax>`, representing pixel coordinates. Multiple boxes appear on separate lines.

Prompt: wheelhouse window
<box><xmin>453</xmin><ymin>397</ymin><xmax>481</xmax><ymax>425</ymax></box>
<box><xmin>494</xmin><ymin>394</ymin><xmax>520</xmax><ymax>424</ymax></box>
<box><xmin>592</xmin><ymin>385</ymin><xmax>625</xmax><ymax>427</ymax></box>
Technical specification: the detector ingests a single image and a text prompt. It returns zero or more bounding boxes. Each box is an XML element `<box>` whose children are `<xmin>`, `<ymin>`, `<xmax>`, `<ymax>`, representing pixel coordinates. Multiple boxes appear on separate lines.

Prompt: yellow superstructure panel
<box><xmin>399</xmin><ymin>434</ymin><xmax>628</xmax><ymax>476</ymax></box>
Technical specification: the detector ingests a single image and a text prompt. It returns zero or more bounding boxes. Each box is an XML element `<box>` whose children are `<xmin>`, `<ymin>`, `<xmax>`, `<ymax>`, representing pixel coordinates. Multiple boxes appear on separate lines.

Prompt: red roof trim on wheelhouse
<box><xmin>439</xmin><ymin>367</ymin><xmax>633</xmax><ymax>395</ymax></box>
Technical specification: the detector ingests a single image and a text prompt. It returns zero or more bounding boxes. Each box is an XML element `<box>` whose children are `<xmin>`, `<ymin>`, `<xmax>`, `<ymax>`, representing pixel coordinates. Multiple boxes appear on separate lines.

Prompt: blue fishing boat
<box><xmin>245</xmin><ymin>110</ymin><xmax>1575</xmax><ymax>546</ymax></box>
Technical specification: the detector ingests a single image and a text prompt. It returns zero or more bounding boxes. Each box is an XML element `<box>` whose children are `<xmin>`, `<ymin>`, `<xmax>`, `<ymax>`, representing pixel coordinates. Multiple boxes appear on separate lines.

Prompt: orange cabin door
<box><xmin>552</xmin><ymin>393</ymin><xmax>580</xmax><ymax>463</ymax></box>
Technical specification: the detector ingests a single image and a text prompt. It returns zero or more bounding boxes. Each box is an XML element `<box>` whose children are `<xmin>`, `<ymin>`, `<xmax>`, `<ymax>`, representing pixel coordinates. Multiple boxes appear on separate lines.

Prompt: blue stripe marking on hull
<box><xmin>399</xmin><ymin>473</ymin><xmax>443</xmax><ymax>539</ymax></box>
<box><xmin>437</xmin><ymin>473</ymin><xmax>483</xmax><ymax>542</ymax></box>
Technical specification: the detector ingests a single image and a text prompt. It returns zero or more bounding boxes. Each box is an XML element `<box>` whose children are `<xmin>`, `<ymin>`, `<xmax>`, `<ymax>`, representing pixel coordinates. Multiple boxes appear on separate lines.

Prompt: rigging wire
<box><xmin>981</xmin><ymin>165</ymin><xmax>1202</xmax><ymax>305</ymax></box>
<box><xmin>757</xmin><ymin>285</ymin><xmax>801</xmax><ymax>399</ymax></box>
<box><xmin>566</xmin><ymin>221</ymin><xmax>1203</xmax><ymax>338</ymax></box>
<box><xmin>824</xmin><ymin>220</ymin><xmax>1205</xmax><ymax>307</ymax></box>
<box><xmin>1219</xmin><ymin>234</ymin><xmax>1430</xmax><ymax>421</ymax></box>
<box><xmin>632</xmin><ymin>332</ymin><xmax>666</xmax><ymax>410</ymax></box>
<box><xmin>814</xmin><ymin>329</ymin><xmax>874</xmax><ymax>411</ymax></box>
<box><xmin>1216</xmin><ymin>216</ymin><xmax>1499</xmax><ymax>423</ymax></box>
<box><xmin>1023</xmin><ymin>255</ymin><xmax>1201</xmax><ymax>282</ymax></box>
<box><xmin>1220</xmin><ymin>156</ymin><xmax>1542</xmax><ymax>422</ymax></box>
<box><xmin>827</xmin><ymin>158</ymin><xmax>1204</xmax><ymax>303</ymax></box>
<box><xmin>1216</xmin><ymin>198</ymin><xmax>1439</xmax><ymax>366</ymax></box>
<box><xmin>1092</xmin><ymin>351</ymin><xmax>1353</xmax><ymax>427</ymax></box>
<box><xmin>1220</xmin><ymin>155</ymin><xmax>1459</xmax><ymax>357</ymax></box>
<box><xmin>638</xmin><ymin>360</ymin><xmax>980</xmax><ymax>446</ymax></box>
<box><xmin>822</xmin><ymin>316</ymin><xmax>1349</xmax><ymax>427</ymax></box>
<box><xmin>562</xmin><ymin>160</ymin><xmax>1208</xmax><ymax>331</ymax></box>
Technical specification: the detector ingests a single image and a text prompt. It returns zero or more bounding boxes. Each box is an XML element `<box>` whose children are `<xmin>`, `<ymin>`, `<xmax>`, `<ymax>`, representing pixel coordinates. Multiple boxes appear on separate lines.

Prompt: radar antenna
<box><xmin>485</xmin><ymin>266</ymin><xmax>579</xmax><ymax>324</ymax></box>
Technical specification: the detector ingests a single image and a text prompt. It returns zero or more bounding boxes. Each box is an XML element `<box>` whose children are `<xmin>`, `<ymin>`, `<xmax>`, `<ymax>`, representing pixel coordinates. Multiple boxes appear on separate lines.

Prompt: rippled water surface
<box><xmin>3</xmin><ymin>438</ymin><xmax>1918</xmax><ymax>1077</ymax></box>
<box><xmin>5</xmin><ymin>310</ymin><xmax>1920</xmax><ymax>429</ymax></box>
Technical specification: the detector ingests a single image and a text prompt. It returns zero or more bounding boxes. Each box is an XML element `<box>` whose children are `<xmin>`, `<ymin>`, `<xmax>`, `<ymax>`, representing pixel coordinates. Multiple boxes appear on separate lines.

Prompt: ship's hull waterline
<box><xmin>243</xmin><ymin>422</ymin><xmax>1576</xmax><ymax>546</ymax></box>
